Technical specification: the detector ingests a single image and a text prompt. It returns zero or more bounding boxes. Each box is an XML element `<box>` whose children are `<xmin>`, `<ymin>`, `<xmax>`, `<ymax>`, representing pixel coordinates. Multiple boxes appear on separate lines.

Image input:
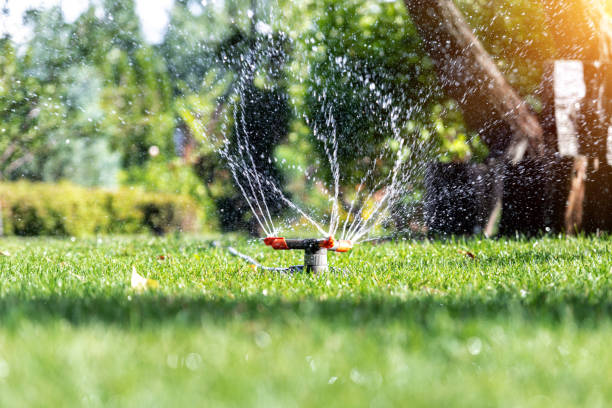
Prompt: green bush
<box><xmin>0</xmin><ymin>181</ymin><xmax>201</xmax><ymax>236</ymax></box>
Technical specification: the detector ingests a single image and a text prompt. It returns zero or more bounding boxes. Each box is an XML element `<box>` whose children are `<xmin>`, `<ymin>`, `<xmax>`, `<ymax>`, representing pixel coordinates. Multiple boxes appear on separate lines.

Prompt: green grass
<box><xmin>0</xmin><ymin>235</ymin><xmax>611</xmax><ymax>407</ymax></box>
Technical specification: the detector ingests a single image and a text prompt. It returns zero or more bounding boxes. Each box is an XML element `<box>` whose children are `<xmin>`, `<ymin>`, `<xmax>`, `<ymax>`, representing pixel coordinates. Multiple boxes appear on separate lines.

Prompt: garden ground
<box><xmin>0</xmin><ymin>235</ymin><xmax>610</xmax><ymax>407</ymax></box>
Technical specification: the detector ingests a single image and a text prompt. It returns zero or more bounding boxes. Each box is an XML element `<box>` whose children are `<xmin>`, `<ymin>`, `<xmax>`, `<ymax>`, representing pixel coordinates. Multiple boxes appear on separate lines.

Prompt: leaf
<box><xmin>131</xmin><ymin>266</ymin><xmax>159</xmax><ymax>291</ymax></box>
<box><xmin>458</xmin><ymin>249</ymin><xmax>476</xmax><ymax>259</ymax></box>
<box><xmin>0</xmin><ymin>250</ymin><xmax>10</xmax><ymax>257</ymax></box>
<box><xmin>421</xmin><ymin>286</ymin><xmax>446</xmax><ymax>295</ymax></box>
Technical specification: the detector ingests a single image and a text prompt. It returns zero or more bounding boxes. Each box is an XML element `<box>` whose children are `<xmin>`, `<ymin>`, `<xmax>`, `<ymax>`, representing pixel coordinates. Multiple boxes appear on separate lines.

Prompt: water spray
<box><xmin>263</xmin><ymin>236</ymin><xmax>352</xmax><ymax>273</ymax></box>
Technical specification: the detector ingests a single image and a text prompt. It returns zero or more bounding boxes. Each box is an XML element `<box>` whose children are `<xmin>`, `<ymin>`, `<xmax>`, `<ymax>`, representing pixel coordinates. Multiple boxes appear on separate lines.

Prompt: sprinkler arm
<box><xmin>263</xmin><ymin>237</ymin><xmax>353</xmax><ymax>253</ymax></box>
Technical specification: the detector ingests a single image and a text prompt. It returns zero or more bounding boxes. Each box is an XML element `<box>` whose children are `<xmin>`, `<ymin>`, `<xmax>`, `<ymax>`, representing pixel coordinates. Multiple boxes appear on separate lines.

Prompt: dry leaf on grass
<box><xmin>458</xmin><ymin>249</ymin><xmax>476</xmax><ymax>259</ymax></box>
<box><xmin>421</xmin><ymin>286</ymin><xmax>446</xmax><ymax>296</ymax></box>
<box><xmin>131</xmin><ymin>266</ymin><xmax>160</xmax><ymax>291</ymax></box>
<box><xmin>0</xmin><ymin>250</ymin><xmax>11</xmax><ymax>257</ymax></box>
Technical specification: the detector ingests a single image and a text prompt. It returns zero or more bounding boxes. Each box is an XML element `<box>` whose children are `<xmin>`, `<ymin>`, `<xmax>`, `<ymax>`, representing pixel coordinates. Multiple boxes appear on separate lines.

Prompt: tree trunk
<box><xmin>565</xmin><ymin>155</ymin><xmax>587</xmax><ymax>232</ymax></box>
<box><xmin>403</xmin><ymin>0</ymin><xmax>545</xmax><ymax>162</ymax></box>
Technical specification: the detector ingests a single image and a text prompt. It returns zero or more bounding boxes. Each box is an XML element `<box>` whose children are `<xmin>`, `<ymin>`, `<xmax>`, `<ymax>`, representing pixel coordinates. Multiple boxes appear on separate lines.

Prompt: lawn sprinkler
<box><xmin>263</xmin><ymin>236</ymin><xmax>353</xmax><ymax>273</ymax></box>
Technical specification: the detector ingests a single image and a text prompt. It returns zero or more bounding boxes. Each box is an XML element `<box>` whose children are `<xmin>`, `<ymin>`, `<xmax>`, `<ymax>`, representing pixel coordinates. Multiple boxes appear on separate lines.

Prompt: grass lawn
<box><xmin>0</xmin><ymin>235</ymin><xmax>611</xmax><ymax>407</ymax></box>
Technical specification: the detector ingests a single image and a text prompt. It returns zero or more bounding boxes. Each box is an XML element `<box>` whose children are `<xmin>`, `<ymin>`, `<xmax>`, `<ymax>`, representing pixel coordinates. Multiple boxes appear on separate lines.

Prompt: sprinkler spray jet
<box><xmin>263</xmin><ymin>237</ymin><xmax>352</xmax><ymax>273</ymax></box>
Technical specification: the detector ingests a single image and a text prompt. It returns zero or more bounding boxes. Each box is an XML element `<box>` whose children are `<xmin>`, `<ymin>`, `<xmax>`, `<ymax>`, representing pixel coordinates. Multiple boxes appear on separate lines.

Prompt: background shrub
<box><xmin>0</xmin><ymin>181</ymin><xmax>202</xmax><ymax>236</ymax></box>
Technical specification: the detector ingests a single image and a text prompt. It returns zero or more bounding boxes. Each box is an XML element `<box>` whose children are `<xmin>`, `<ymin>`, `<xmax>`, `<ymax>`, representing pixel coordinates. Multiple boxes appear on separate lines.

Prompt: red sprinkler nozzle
<box><xmin>331</xmin><ymin>239</ymin><xmax>353</xmax><ymax>253</ymax></box>
<box><xmin>263</xmin><ymin>237</ymin><xmax>289</xmax><ymax>250</ymax></box>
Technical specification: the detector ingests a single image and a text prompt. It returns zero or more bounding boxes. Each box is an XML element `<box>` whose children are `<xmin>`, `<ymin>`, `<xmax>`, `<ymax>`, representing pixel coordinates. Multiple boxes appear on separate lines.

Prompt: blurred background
<box><xmin>1</xmin><ymin>0</ymin><xmax>610</xmax><ymax>237</ymax></box>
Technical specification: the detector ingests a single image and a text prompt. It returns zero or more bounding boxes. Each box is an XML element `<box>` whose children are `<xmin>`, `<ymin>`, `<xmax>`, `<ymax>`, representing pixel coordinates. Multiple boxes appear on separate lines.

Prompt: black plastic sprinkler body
<box><xmin>263</xmin><ymin>237</ymin><xmax>353</xmax><ymax>273</ymax></box>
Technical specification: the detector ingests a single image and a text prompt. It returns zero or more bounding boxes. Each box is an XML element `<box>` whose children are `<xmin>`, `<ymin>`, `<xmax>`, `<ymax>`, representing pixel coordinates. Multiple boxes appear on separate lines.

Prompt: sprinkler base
<box><xmin>304</xmin><ymin>247</ymin><xmax>328</xmax><ymax>273</ymax></box>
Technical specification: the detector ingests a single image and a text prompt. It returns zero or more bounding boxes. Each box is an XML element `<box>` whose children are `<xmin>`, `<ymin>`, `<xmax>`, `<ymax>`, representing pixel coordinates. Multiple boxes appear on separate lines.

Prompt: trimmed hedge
<box><xmin>0</xmin><ymin>181</ymin><xmax>201</xmax><ymax>236</ymax></box>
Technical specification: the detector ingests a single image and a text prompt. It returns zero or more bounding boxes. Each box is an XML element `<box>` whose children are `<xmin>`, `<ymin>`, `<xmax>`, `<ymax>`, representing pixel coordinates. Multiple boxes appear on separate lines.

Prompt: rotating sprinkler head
<box><xmin>263</xmin><ymin>236</ymin><xmax>353</xmax><ymax>273</ymax></box>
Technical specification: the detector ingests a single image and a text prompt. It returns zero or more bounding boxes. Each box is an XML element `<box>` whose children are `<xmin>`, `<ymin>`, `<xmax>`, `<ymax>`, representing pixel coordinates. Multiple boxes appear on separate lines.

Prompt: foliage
<box><xmin>41</xmin><ymin>138</ymin><xmax>121</xmax><ymax>188</ymax></box>
<box><xmin>100</xmin><ymin>44</ymin><xmax>175</xmax><ymax>168</ymax></box>
<box><xmin>1</xmin><ymin>3</ymin><xmax>175</xmax><ymax>184</ymax></box>
<box><xmin>0</xmin><ymin>37</ymin><xmax>65</xmax><ymax>181</ymax></box>
<box><xmin>120</xmin><ymin>158</ymin><xmax>217</xmax><ymax>229</ymax></box>
<box><xmin>158</xmin><ymin>0</ymin><xmax>218</xmax><ymax>94</ymax></box>
<box><xmin>0</xmin><ymin>236</ymin><xmax>611</xmax><ymax>405</ymax></box>
<box><xmin>456</xmin><ymin>0</ymin><xmax>555</xmax><ymax>98</ymax></box>
<box><xmin>301</xmin><ymin>0</ymin><xmax>480</xmax><ymax>188</ymax></box>
<box><xmin>0</xmin><ymin>181</ymin><xmax>201</xmax><ymax>236</ymax></box>
<box><xmin>171</xmin><ymin>13</ymin><xmax>293</xmax><ymax>233</ymax></box>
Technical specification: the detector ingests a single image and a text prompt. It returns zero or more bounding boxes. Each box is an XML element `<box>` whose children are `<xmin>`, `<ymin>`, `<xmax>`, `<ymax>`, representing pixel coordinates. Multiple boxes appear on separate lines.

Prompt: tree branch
<box><xmin>5</xmin><ymin>152</ymin><xmax>34</xmax><ymax>175</ymax></box>
<box><xmin>403</xmin><ymin>0</ymin><xmax>545</xmax><ymax>162</ymax></box>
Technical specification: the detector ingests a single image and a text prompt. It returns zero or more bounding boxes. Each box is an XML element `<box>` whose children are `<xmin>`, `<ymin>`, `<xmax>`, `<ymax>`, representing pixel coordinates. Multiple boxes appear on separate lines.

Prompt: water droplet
<box><xmin>255</xmin><ymin>330</ymin><xmax>271</xmax><ymax>348</ymax></box>
<box><xmin>185</xmin><ymin>353</ymin><xmax>202</xmax><ymax>371</ymax></box>
<box><xmin>467</xmin><ymin>337</ymin><xmax>482</xmax><ymax>355</ymax></box>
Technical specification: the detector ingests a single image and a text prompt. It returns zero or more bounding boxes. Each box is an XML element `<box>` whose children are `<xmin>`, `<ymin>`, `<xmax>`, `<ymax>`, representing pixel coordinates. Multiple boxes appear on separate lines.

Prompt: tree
<box><xmin>69</xmin><ymin>1</ymin><xmax>175</xmax><ymax>169</ymax></box>
<box><xmin>100</xmin><ymin>45</ymin><xmax>175</xmax><ymax>168</ymax></box>
<box><xmin>304</xmin><ymin>0</ymin><xmax>442</xmax><ymax>185</ymax></box>
<box><xmin>165</xmin><ymin>1</ymin><xmax>293</xmax><ymax>233</ymax></box>
<box><xmin>403</xmin><ymin>0</ymin><xmax>546</xmax><ymax>162</ymax></box>
<box><xmin>158</xmin><ymin>0</ymin><xmax>220</xmax><ymax>94</ymax></box>
<box><xmin>0</xmin><ymin>35</ymin><xmax>67</xmax><ymax>181</ymax></box>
